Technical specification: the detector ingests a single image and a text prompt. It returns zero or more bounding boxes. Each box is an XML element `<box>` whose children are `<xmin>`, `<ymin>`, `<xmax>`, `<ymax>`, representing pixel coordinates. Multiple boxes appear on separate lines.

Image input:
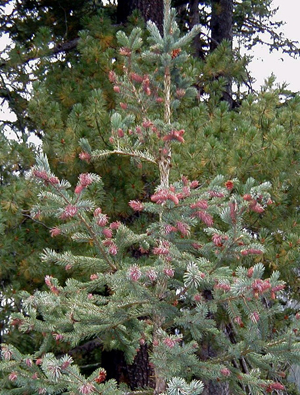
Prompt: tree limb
<box><xmin>0</xmin><ymin>37</ymin><xmax>80</xmax><ymax>69</ymax></box>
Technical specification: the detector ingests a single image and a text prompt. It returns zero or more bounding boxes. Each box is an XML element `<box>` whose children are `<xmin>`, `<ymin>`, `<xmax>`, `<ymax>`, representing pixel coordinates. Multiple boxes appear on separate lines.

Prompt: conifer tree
<box><xmin>1</xmin><ymin>1</ymin><xmax>300</xmax><ymax>394</ymax></box>
<box><xmin>1</xmin><ymin>0</ymin><xmax>299</xmax><ymax>312</ymax></box>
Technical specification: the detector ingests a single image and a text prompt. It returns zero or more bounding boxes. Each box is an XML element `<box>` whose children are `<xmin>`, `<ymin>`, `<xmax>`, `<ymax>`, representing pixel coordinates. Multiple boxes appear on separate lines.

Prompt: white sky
<box><xmin>249</xmin><ymin>0</ymin><xmax>300</xmax><ymax>91</ymax></box>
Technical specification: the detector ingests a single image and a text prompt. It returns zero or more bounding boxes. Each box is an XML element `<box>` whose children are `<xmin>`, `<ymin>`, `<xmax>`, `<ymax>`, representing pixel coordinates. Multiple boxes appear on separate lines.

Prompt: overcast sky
<box><xmin>249</xmin><ymin>0</ymin><xmax>300</xmax><ymax>91</ymax></box>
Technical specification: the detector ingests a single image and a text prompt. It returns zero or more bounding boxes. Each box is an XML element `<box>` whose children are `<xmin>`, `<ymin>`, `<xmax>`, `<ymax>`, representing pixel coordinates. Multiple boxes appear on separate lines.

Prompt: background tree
<box><xmin>210</xmin><ymin>0</ymin><xmax>233</xmax><ymax>51</ymax></box>
<box><xmin>117</xmin><ymin>0</ymin><xmax>164</xmax><ymax>31</ymax></box>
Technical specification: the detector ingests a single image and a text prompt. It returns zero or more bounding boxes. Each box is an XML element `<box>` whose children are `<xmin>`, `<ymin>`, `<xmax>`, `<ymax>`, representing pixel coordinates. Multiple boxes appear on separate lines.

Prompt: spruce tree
<box><xmin>1</xmin><ymin>1</ymin><xmax>300</xmax><ymax>394</ymax></box>
<box><xmin>1</xmin><ymin>0</ymin><xmax>298</xmax><ymax>312</ymax></box>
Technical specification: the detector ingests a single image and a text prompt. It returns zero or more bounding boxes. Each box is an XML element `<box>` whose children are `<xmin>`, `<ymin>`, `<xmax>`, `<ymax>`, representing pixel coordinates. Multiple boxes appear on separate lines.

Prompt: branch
<box><xmin>78</xmin><ymin>212</ymin><xmax>118</xmax><ymax>273</ymax></box>
<box><xmin>92</xmin><ymin>149</ymin><xmax>157</xmax><ymax>165</ymax></box>
<box><xmin>0</xmin><ymin>37</ymin><xmax>80</xmax><ymax>69</ymax></box>
<box><xmin>51</xmin><ymin>37</ymin><xmax>80</xmax><ymax>56</ymax></box>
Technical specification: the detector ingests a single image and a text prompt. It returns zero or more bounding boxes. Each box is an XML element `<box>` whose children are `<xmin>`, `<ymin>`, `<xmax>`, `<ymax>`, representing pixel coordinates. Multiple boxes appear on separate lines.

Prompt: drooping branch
<box><xmin>51</xmin><ymin>37</ymin><xmax>80</xmax><ymax>56</ymax></box>
<box><xmin>0</xmin><ymin>37</ymin><xmax>80</xmax><ymax>70</ymax></box>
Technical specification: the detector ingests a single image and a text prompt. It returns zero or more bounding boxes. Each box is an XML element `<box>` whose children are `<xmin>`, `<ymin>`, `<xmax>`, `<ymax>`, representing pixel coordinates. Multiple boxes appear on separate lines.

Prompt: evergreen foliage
<box><xmin>1</xmin><ymin>0</ymin><xmax>299</xmax><ymax>310</ymax></box>
<box><xmin>1</xmin><ymin>1</ymin><xmax>299</xmax><ymax>394</ymax></box>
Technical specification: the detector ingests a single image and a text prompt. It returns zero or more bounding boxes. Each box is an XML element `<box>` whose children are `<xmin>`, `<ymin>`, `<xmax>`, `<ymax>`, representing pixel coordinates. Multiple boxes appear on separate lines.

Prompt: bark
<box><xmin>198</xmin><ymin>337</ymin><xmax>230</xmax><ymax>395</ymax></box>
<box><xmin>127</xmin><ymin>344</ymin><xmax>155</xmax><ymax>389</ymax></box>
<box><xmin>117</xmin><ymin>0</ymin><xmax>164</xmax><ymax>32</ymax></box>
<box><xmin>210</xmin><ymin>0</ymin><xmax>233</xmax><ymax>51</ymax></box>
<box><xmin>202</xmin><ymin>380</ymin><xmax>230</xmax><ymax>395</ymax></box>
<box><xmin>102</xmin><ymin>345</ymin><xmax>155</xmax><ymax>390</ymax></box>
<box><xmin>189</xmin><ymin>0</ymin><xmax>204</xmax><ymax>58</ymax></box>
<box><xmin>201</xmin><ymin>346</ymin><xmax>230</xmax><ymax>395</ymax></box>
<box><xmin>210</xmin><ymin>0</ymin><xmax>234</xmax><ymax>107</ymax></box>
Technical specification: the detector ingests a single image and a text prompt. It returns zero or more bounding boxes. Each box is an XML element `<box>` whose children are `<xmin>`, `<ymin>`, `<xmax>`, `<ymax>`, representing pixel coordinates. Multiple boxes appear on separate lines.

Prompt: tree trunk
<box><xmin>127</xmin><ymin>344</ymin><xmax>155</xmax><ymax>389</ymax></box>
<box><xmin>117</xmin><ymin>0</ymin><xmax>164</xmax><ymax>32</ymax></box>
<box><xmin>102</xmin><ymin>345</ymin><xmax>155</xmax><ymax>390</ymax></box>
<box><xmin>189</xmin><ymin>0</ymin><xmax>204</xmax><ymax>58</ymax></box>
<box><xmin>198</xmin><ymin>340</ymin><xmax>230</xmax><ymax>395</ymax></box>
<box><xmin>210</xmin><ymin>0</ymin><xmax>233</xmax><ymax>51</ymax></box>
<box><xmin>210</xmin><ymin>0</ymin><xmax>234</xmax><ymax>107</ymax></box>
<box><xmin>197</xmin><ymin>291</ymin><xmax>231</xmax><ymax>395</ymax></box>
<box><xmin>202</xmin><ymin>381</ymin><xmax>230</xmax><ymax>395</ymax></box>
